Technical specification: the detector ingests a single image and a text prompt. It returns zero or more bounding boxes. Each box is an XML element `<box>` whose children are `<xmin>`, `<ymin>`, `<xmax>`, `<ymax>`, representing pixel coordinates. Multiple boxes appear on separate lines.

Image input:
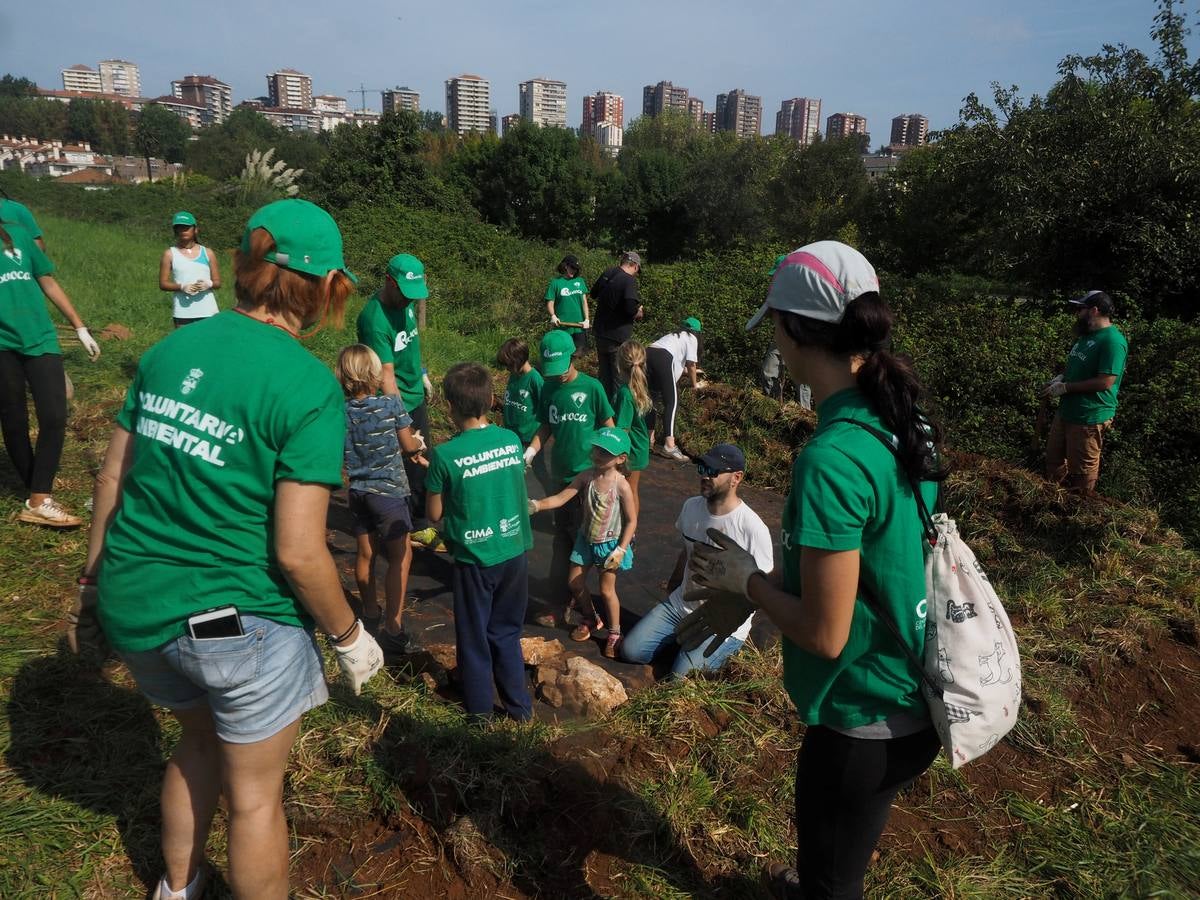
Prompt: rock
<box><xmin>614</xmin><ymin>663</ymin><xmax>655</xmax><ymax>693</ymax></box>
<box><xmin>546</xmin><ymin>657</ymin><xmax>628</xmax><ymax>718</ymax></box>
<box><xmin>405</xmin><ymin>642</ymin><xmax>458</xmax><ymax>684</ymax></box>
<box><xmin>520</xmin><ymin>636</ymin><xmax>566</xmax><ymax>666</ymax></box>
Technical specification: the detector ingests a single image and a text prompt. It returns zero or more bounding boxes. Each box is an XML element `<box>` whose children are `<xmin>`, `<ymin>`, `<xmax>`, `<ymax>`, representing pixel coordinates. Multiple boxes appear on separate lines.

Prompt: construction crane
<box><xmin>347</xmin><ymin>83</ymin><xmax>387</xmax><ymax>113</ymax></box>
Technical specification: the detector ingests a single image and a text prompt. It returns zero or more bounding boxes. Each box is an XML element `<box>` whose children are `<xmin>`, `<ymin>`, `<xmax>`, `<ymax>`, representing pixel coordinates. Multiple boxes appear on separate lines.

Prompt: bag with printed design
<box><xmin>835</xmin><ymin>419</ymin><xmax>1022</xmax><ymax>768</ymax></box>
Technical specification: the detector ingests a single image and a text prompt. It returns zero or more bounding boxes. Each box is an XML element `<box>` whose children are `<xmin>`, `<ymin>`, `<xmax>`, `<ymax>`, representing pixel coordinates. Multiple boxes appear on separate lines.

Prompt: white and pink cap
<box><xmin>746</xmin><ymin>240</ymin><xmax>880</xmax><ymax>331</ymax></box>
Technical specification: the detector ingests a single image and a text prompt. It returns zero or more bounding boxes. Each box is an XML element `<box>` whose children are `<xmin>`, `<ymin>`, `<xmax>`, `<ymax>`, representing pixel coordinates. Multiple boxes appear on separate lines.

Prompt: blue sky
<box><xmin>0</xmin><ymin>1</ymin><xmax>1182</xmax><ymax>138</ymax></box>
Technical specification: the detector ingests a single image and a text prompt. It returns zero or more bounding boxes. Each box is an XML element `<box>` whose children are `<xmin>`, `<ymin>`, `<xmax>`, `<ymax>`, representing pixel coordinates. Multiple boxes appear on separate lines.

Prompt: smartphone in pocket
<box><xmin>187</xmin><ymin>606</ymin><xmax>244</xmax><ymax>640</ymax></box>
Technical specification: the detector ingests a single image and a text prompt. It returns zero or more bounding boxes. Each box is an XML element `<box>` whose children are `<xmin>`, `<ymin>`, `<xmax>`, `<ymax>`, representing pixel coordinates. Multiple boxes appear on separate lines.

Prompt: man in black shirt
<box><xmin>590</xmin><ymin>251</ymin><xmax>645</xmax><ymax>395</ymax></box>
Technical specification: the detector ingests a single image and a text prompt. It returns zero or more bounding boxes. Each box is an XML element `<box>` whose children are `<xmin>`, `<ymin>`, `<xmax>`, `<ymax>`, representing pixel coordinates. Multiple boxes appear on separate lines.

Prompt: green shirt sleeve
<box><xmin>114</xmin><ymin>365</ymin><xmax>145</xmax><ymax>433</ymax></box>
<box><xmin>791</xmin><ymin>445</ymin><xmax>872</xmax><ymax>551</ymax></box>
<box><xmin>595</xmin><ymin>381</ymin><xmax>615</xmax><ymax>422</ymax></box>
<box><xmin>1095</xmin><ymin>332</ymin><xmax>1127</xmax><ymax>377</ymax></box>
<box><xmin>274</xmin><ymin>381</ymin><xmax>345</xmax><ymax>487</ymax></box>
<box><xmin>356</xmin><ymin>304</ymin><xmax>395</xmax><ymax>365</ymax></box>
<box><xmin>28</xmin><ymin>239</ymin><xmax>54</xmax><ymax>278</ymax></box>
<box><xmin>544</xmin><ymin>280</ymin><xmax>555</xmax><ymax>303</ymax></box>
<box><xmin>1</xmin><ymin>201</ymin><xmax>41</xmax><ymax>239</ymax></box>
<box><xmin>530</xmin><ymin>369</ymin><xmax>544</xmax><ymax>409</ymax></box>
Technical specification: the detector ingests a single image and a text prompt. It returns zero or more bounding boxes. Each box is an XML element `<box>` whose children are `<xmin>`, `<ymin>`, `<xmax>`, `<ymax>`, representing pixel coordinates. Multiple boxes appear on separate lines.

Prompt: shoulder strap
<box><xmin>826</xmin><ymin>417</ymin><xmax>938</xmax><ymax>541</ymax></box>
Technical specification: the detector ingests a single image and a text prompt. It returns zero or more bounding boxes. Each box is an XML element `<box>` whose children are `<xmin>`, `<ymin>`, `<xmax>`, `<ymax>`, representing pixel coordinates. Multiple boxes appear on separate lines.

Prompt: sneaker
<box><xmin>656</xmin><ymin>445</ymin><xmax>688</xmax><ymax>462</ymax></box>
<box><xmin>377</xmin><ymin>629</ymin><xmax>414</xmax><ymax>656</ymax></box>
<box><xmin>151</xmin><ymin>863</ymin><xmax>209</xmax><ymax>899</ymax></box>
<box><xmin>18</xmin><ymin>498</ymin><xmax>82</xmax><ymax>528</ymax></box>
<box><xmin>761</xmin><ymin>862</ymin><xmax>802</xmax><ymax>900</ymax></box>
<box><xmin>410</xmin><ymin>527</ymin><xmax>447</xmax><ymax>552</ymax></box>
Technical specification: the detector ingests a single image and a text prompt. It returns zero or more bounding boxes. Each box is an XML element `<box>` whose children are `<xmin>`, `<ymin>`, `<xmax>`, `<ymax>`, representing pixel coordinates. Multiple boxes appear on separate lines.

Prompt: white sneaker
<box><xmin>151</xmin><ymin>864</ymin><xmax>208</xmax><ymax>899</ymax></box>
<box><xmin>18</xmin><ymin>498</ymin><xmax>83</xmax><ymax>528</ymax></box>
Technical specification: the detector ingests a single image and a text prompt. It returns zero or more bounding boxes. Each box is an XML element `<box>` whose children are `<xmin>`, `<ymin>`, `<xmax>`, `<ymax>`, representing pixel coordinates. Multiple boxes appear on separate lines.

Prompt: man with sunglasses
<box><xmin>620</xmin><ymin>443</ymin><xmax>774</xmax><ymax>676</ymax></box>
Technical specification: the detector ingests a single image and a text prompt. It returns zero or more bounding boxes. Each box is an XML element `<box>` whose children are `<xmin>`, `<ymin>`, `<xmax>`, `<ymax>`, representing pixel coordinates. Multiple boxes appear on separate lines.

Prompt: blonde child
<box><xmin>336</xmin><ymin>344</ymin><xmax>427</xmax><ymax>654</ymax></box>
<box><xmin>529</xmin><ymin>427</ymin><xmax>637</xmax><ymax>658</ymax></box>
<box><xmin>612</xmin><ymin>340</ymin><xmax>652</xmax><ymax>518</ymax></box>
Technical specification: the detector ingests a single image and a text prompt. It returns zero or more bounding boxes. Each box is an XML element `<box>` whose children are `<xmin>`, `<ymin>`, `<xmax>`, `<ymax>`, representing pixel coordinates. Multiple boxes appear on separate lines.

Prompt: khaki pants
<box><xmin>1046</xmin><ymin>415</ymin><xmax>1112</xmax><ymax>493</ymax></box>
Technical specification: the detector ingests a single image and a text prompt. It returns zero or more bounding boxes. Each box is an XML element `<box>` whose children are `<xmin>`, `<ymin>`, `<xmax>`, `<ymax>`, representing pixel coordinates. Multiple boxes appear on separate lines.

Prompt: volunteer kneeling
<box><xmin>70</xmin><ymin>200</ymin><xmax>383</xmax><ymax>900</ymax></box>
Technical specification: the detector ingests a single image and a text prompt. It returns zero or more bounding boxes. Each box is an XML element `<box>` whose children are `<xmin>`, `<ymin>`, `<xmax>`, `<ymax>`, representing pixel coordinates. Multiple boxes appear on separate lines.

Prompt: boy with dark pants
<box><xmin>523</xmin><ymin>330</ymin><xmax>614</xmax><ymax>622</ymax></box>
<box><xmin>427</xmin><ymin>363</ymin><xmax>534</xmax><ymax>721</ymax></box>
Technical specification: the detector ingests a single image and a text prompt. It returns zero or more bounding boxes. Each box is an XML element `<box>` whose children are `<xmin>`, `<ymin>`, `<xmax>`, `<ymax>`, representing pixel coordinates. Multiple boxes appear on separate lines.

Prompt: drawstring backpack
<box><xmin>831</xmin><ymin>419</ymin><xmax>1022</xmax><ymax>768</ymax></box>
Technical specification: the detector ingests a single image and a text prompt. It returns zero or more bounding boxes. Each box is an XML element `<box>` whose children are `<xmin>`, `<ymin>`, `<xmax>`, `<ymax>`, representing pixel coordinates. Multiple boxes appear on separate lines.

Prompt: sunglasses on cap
<box><xmin>697</xmin><ymin>463</ymin><xmax>734</xmax><ymax>478</ymax></box>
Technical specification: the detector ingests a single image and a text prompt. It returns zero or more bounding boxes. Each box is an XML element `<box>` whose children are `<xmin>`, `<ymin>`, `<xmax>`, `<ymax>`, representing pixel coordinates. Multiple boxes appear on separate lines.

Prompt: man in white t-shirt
<box><xmin>620</xmin><ymin>443</ymin><xmax>774</xmax><ymax>676</ymax></box>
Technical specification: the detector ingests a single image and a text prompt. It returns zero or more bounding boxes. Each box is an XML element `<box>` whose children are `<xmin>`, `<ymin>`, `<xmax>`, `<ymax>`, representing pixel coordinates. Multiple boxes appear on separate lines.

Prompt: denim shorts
<box><xmin>119</xmin><ymin>615</ymin><xmax>329</xmax><ymax>744</ymax></box>
<box><xmin>348</xmin><ymin>489</ymin><xmax>413</xmax><ymax>540</ymax></box>
<box><xmin>569</xmin><ymin>532</ymin><xmax>634</xmax><ymax>571</ymax></box>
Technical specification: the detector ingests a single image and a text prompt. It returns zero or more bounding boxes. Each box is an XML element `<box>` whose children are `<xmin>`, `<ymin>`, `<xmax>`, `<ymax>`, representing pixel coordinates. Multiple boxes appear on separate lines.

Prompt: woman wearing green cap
<box><xmin>646</xmin><ymin>316</ymin><xmax>705</xmax><ymax>462</ymax></box>
<box><xmin>73</xmin><ymin>199</ymin><xmax>383</xmax><ymax>899</ymax></box>
<box><xmin>159</xmin><ymin>211</ymin><xmax>221</xmax><ymax>327</ymax></box>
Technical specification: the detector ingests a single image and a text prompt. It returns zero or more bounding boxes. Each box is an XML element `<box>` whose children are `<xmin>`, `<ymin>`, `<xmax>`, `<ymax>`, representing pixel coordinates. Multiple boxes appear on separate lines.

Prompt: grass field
<box><xmin>0</xmin><ymin>214</ymin><xmax>1197</xmax><ymax>897</ymax></box>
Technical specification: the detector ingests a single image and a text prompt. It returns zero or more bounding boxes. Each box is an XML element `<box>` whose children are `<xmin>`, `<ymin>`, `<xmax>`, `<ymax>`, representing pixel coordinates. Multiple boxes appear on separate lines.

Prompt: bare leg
<box><xmin>160</xmin><ymin>705</ymin><xmax>221</xmax><ymax>893</ymax></box>
<box><xmin>567</xmin><ymin>563</ymin><xmax>599</xmax><ymax>625</ymax></box>
<box><xmin>381</xmin><ymin>535</ymin><xmax>412</xmax><ymax>635</ymax></box>
<box><xmin>221</xmin><ymin>718</ymin><xmax>302</xmax><ymax>899</ymax></box>
<box><xmin>597</xmin><ymin>570</ymin><xmax>621</xmax><ymax>636</ymax></box>
<box><xmin>355</xmin><ymin>533</ymin><xmax>380</xmax><ymax>616</ymax></box>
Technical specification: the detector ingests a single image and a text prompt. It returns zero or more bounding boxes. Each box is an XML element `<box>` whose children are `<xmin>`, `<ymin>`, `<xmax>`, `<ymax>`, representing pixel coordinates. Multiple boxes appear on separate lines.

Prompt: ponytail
<box><xmin>778</xmin><ymin>294</ymin><xmax>946</xmax><ymax>483</ymax></box>
<box><xmin>0</xmin><ymin>225</ymin><xmax>12</xmax><ymax>254</ymax></box>
<box><xmin>617</xmin><ymin>340</ymin><xmax>652</xmax><ymax>415</ymax></box>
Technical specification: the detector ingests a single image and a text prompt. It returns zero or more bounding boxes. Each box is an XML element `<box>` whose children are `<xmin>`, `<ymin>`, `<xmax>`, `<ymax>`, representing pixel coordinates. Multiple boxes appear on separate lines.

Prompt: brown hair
<box><xmin>335</xmin><ymin>344</ymin><xmax>383</xmax><ymax>397</ymax></box>
<box><xmin>0</xmin><ymin>225</ymin><xmax>11</xmax><ymax>254</ymax></box>
<box><xmin>496</xmin><ymin>337</ymin><xmax>530</xmax><ymax>372</ymax></box>
<box><xmin>616</xmin><ymin>340</ymin><xmax>652</xmax><ymax>414</ymax></box>
<box><xmin>443</xmin><ymin>362</ymin><xmax>493</xmax><ymax>419</ymax></box>
<box><xmin>234</xmin><ymin>228</ymin><xmax>352</xmax><ymax>329</ymax></box>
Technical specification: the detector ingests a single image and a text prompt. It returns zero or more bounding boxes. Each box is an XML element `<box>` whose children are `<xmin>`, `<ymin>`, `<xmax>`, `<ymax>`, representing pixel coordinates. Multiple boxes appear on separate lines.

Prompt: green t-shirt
<box><xmin>545</xmin><ymin>276</ymin><xmax>587</xmax><ymax>334</ymax></box>
<box><xmin>1059</xmin><ymin>324</ymin><xmax>1128</xmax><ymax>425</ymax></box>
<box><xmin>356</xmin><ymin>294</ymin><xmax>424</xmax><ymax>413</ymax></box>
<box><xmin>426</xmin><ymin>424</ymin><xmax>533</xmax><ymax>567</ymax></box>
<box><xmin>780</xmin><ymin>388</ymin><xmax>937</xmax><ymax>730</ymax></box>
<box><xmin>0</xmin><ymin>224</ymin><xmax>59</xmax><ymax>356</ymax></box>
<box><xmin>0</xmin><ymin>200</ymin><xmax>42</xmax><ymax>239</ymax></box>
<box><xmin>502</xmin><ymin>367</ymin><xmax>544</xmax><ymax>445</ymax></box>
<box><xmin>612</xmin><ymin>384</ymin><xmax>650</xmax><ymax>471</ymax></box>
<box><xmin>537</xmin><ymin>371</ymin><xmax>614</xmax><ymax>484</ymax></box>
<box><xmin>97</xmin><ymin>311</ymin><xmax>345</xmax><ymax>652</ymax></box>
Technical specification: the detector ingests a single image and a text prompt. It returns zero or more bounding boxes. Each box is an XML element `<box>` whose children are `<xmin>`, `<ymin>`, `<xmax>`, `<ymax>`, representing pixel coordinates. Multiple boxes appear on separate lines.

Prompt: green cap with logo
<box><xmin>540</xmin><ymin>329</ymin><xmax>576</xmax><ymax>377</ymax></box>
<box><xmin>591</xmin><ymin>426</ymin><xmax>631</xmax><ymax>457</ymax></box>
<box><xmin>683</xmin><ymin>316</ymin><xmax>702</xmax><ymax>332</ymax></box>
<box><xmin>240</xmin><ymin>199</ymin><xmax>357</xmax><ymax>284</ymax></box>
<box><xmin>387</xmin><ymin>253</ymin><xmax>429</xmax><ymax>301</ymax></box>
<box><xmin>172</xmin><ymin>210</ymin><xmax>196</xmax><ymax>227</ymax></box>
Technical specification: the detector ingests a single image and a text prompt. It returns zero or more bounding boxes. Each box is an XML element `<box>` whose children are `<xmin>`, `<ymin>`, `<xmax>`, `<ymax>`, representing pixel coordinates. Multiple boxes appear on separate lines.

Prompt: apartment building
<box><xmin>890</xmin><ymin>113</ymin><xmax>929</xmax><ymax>147</ymax></box>
<box><xmin>715</xmin><ymin>89</ymin><xmax>762</xmax><ymax>138</ymax></box>
<box><xmin>151</xmin><ymin>96</ymin><xmax>205</xmax><ymax>129</ymax></box>
<box><xmin>382</xmin><ymin>87</ymin><xmax>420</xmax><ymax>114</ymax></box>
<box><xmin>642</xmin><ymin>80</ymin><xmax>691</xmax><ymax>117</ymax></box>
<box><xmin>594</xmin><ymin>121</ymin><xmax>623</xmax><ymax>156</ymax></box>
<box><xmin>826</xmin><ymin>112</ymin><xmax>869</xmax><ymax>142</ymax></box>
<box><xmin>99</xmin><ymin>59</ymin><xmax>141</xmax><ymax>97</ymax></box>
<box><xmin>519</xmin><ymin>78</ymin><xmax>567</xmax><ymax>127</ymax></box>
<box><xmin>172</xmin><ymin>75</ymin><xmax>233</xmax><ymax>126</ymax></box>
<box><xmin>581</xmin><ymin>91</ymin><xmax>624</xmax><ymax>132</ymax></box>
<box><xmin>61</xmin><ymin>65</ymin><xmax>101</xmax><ymax>93</ymax></box>
<box><xmin>445</xmin><ymin>74</ymin><xmax>491</xmax><ymax>135</ymax></box>
<box><xmin>266</xmin><ymin>69</ymin><xmax>313</xmax><ymax>111</ymax></box>
<box><xmin>775</xmin><ymin>97</ymin><xmax>822</xmax><ymax>145</ymax></box>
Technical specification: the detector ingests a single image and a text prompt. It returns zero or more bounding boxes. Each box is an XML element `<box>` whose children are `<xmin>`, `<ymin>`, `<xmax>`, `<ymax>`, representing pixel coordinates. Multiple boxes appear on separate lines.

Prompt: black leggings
<box><xmin>793</xmin><ymin>725</ymin><xmax>940</xmax><ymax>899</ymax></box>
<box><xmin>645</xmin><ymin>346</ymin><xmax>678</xmax><ymax>441</ymax></box>
<box><xmin>405</xmin><ymin>400</ymin><xmax>429</xmax><ymax>524</ymax></box>
<box><xmin>0</xmin><ymin>351</ymin><xmax>68</xmax><ymax>495</ymax></box>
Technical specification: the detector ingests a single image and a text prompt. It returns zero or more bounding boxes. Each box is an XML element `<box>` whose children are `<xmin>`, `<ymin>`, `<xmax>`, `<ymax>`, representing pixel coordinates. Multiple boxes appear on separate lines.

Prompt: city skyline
<box><xmin>1</xmin><ymin>1</ymin><xmax>1180</xmax><ymax>138</ymax></box>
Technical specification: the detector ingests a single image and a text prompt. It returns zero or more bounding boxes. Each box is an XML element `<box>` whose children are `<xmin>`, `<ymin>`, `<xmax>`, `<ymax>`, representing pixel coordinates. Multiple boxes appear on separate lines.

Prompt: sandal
<box><xmin>603</xmin><ymin>632</ymin><xmax>622</xmax><ymax>659</ymax></box>
<box><xmin>570</xmin><ymin>623</ymin><xmax>592</xmax><ymax>642</ymax></box>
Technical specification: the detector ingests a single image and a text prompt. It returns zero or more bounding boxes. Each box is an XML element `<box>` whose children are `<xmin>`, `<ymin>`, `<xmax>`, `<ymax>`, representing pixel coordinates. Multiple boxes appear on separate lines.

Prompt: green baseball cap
<box><xmin>540</xmin><ymin>329</ymin><xmax>576</xmax><ymax>377</ymax></box>
<box><xmin>240</xmin><ymin>199</ymin><xmax>357</xmax><ymax>284</ymax></box>
<box><xmin>387</xmin><ymin>253</ymin><xmax>429</xmax><ymax>301</ymax></box>
<box><xmin>591</xmin><ymin>426</ymin><xmax>631</xmax><ymax>457</ymax></box>
<box><xmin>172</xmin><ymin>210</ymin><xmax>196</xmax><ymax>227</ymax></box>
<box><xmin>683</xmin><ymin>316</ymin><xmax>702</xmax><ymax>332</ymax></box>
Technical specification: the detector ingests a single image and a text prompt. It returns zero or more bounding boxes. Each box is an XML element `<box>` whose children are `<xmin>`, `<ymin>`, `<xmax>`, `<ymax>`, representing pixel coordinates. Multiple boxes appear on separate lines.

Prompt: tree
<box><xmin>418</xmin><ymin>109</ymin><xmax>446</xmax><ymax>132</ymax></box>
<box><xmin>134</xmin><ymin>103</ymin><xmax>191</xmax><ymax>178</ymax></box>
<box><xmin>769</xmin><ymin>137</ymin><xmax>871</xmax><ymax>248</ymax></box>
<box><xmin>187</xmin><ymin>107</ymin><xmax>324</xmax><ymax>181</ymax></box>
<box><xmin>0</xmin><ymin>75</ymin><xmax>37</xmax><ymax>97</ymax></box>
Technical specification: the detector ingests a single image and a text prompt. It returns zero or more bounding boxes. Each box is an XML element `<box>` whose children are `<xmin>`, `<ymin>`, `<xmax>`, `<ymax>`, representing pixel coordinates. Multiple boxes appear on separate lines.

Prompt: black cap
<box><xmin>697</xmin><ymin>443</ymin><xmax>746</xmax><ymax>473</ymax></box>
<box><xmin>1068</xmin><ymin>290</ymin><xmax>1113</xmax><ymax>314</ymax></box>
<box><xmin>557</xmin><ymin>254</ymin><xmax>580</xmax><ymax>275</ymax></box>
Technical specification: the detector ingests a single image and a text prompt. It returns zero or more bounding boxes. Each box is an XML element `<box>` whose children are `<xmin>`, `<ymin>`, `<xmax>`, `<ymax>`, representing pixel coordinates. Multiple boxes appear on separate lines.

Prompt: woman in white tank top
<box><xmin>158</xmin><ymin>210</ymin><xmax>221</xmax><ymax>327</ymax></box>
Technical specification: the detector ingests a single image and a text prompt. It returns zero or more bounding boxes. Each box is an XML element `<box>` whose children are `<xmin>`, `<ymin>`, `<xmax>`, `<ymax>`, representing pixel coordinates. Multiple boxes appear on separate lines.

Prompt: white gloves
<box><xmin>411</xmin><ymin>429</ymin><xmax>427</xmax><ymax>451</ymax></box>
<box><xmin>194</xmin><ymin>279</ymin><xmax>212</xmax><ymax>292</ymax></box>
<box><xmin>333</xmin><ymin>621</ymin><xmax>384</xmax><ymax>695</ymax></box>
<box><xmin>1042</xmin><ymin>376</ymin><xmax>1067</xmax><ymax>398</ymax></box>
<box><xmin>523</xmin><ymin>445</ymin><xmax>538</xmax><ymax>468</ymax></box>
<box><xmin>688</xmin><ymin>527</ymin><xmax>762</xmax><ymax>597</ymax></box>
<box><xmin>603</xmin><ymin>545</ymin><xmax>627</xmax><ymax>571</ymax></box>
<box><xmin>423</xmin><ymin>372</ymin><xmax>434</xmax><ymax>396</ymax></box>
<box><xmin>582</xmin><ymin>318</ymin><xmax>590</xmax><ymax>329</ymax></box>
<box><xmin>694</xmin><ymin>379</ymin><xmax>709</xmax><ymax>390</ymax></box>
<box><xmin>75</xmin><ymin>327</ymin><xmax>100</xmax><ymax>361</ymax></box>
<box><xmin>551</xmin><ymin>314</ymin><xmax>561</xmax><ymax>326</ymax></box>
<box><xmin>528</xmin><ymin>498</ymin><xmax>540</xmax><ymax>515</ymax></box>
<box><xmin>181</xmin><ymin>281</ymin><xmax>200</xmax><ymax>295</ymax></box>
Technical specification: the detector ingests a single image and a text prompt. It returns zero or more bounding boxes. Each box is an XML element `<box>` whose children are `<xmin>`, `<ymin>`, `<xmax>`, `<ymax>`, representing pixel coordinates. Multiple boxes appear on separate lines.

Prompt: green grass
<box><xmin>1</xmin><ymin>214</ymin><xmax>1198</xmax><ymax>897</ymax></box>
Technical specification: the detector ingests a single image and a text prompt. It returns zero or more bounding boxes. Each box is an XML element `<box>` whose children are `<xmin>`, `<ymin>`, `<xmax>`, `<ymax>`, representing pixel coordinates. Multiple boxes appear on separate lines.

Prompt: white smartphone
<box><xmin>186</xmin><ymin>606</ymin><xmax>244</xmax><ymax>640</ymax></box>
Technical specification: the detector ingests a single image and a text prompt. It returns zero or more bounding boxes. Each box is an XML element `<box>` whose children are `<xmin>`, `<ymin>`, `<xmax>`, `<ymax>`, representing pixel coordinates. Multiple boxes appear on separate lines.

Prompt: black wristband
<box><xmin>329</xmin><ymin>619</ymin><xmax>359</xmax><ymax>644</ymax></box>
